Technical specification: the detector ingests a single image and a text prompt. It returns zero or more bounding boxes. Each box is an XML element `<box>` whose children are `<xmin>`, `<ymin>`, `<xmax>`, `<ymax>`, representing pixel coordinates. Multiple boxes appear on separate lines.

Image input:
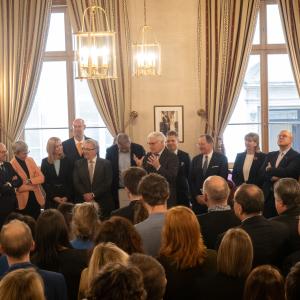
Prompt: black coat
<box><xmin>232</xmin><ymin>151</ymin><xmax>266</xmax><ymax>187</ymax></box>
<box><xmin>190</xmin><ymin>152</ymin><xmax>228</xmax><ymax>214</ymax></box>
<box><xmin>62</xmin><ymin>136</ymin><xmax>90</xmax><ymax>165</ymax></box>
<box><xmin>142</xmin><ymin>148</ymin><xmax>179</xmax><ymax>207</ymax></box>
<box><xmin>41</xmin><ymin>157</ymin><xmax>74</xmax><ymax>207</ymax></box>
<box><xmin>105</xmin><ymin>143</ymin><xmax>145</xmax><ymax>208</ymax></box>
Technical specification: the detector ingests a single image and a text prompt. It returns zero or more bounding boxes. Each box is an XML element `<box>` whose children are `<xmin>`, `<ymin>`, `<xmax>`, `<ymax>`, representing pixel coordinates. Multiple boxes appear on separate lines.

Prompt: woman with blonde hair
<box><xmin>71</xmin><ymin>202</ymin><xmax>100</xmax><ymax>249</ymax></box>
<box><xmin>78</xmin><ymin>242</ymin><xmax>129</xmax><ymax>299</ymax></box>
<box><xmin>158</xmin><ymin>206</ymin><xmax>217</xmax><ymax>300</ymax></box>
<box><xmin>0</xmin><ymin>268</ymin><xmax>45</xmax><ymax>300</ymax></box>
<box><xmin>41</xmin><ymin>137</ymin><xmax>73</xmax><ymax>208</ymax></box>
<box><xmin>203</xmin><ymin>228</ymin><xmax>253</xmax><ymax>300</ymax></box>
<box><xmin>232</xmin><ymin>132</ymin><xmax>266</xmax><ymax>187</ymax></box>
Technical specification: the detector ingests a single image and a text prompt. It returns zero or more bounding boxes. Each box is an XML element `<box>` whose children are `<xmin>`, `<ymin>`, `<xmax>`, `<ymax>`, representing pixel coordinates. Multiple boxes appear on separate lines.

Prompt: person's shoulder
<box><xmin>106</xmin><ymin>144</ymin><xmax>117</xmax><ymax>152</ymax></box>
<box><xmin>39</xmin><ymin>268</ymin><xmax>65</xmax><ymax>281</ymax></box>
<box><xmin>62</xmin><ymin>137</ymin><xmax>73</xmax><ymax>145</ymax></box>
<box><xmin>178</xmin><ymin>149</ymin><xmax>190</xmax><ymax>157</ymax></box>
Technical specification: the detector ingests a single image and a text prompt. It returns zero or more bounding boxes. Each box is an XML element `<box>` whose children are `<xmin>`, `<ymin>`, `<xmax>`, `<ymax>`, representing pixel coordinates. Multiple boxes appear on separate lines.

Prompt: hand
<box><xmin>133</xmin><ymin>154</ymin><xmax>144</xmax><ymax>167</ymax></box>
<box><xmin>196</xmin><ymin>195</ymin><xmax>207</xmax><ymax>206</ymax></box>
<box><xmin>53</xmin><ymin>196</ymin><xmax>64</xmax><ymax>204</ymax></box>
<box><xmin>271</xmin><ymin>176</ymin><xmax>280</xmax><ymax>182</ymax></box>
<box><xmin>83</xmin><ymin>193</ymin><xmax>94</xmax><ymax>202</ymax></box>
<box><xmin>147</xmin><ymin>154</ymin><xmax>160</xmax><ymax>170</ymax></box>
<box><xmin>12</xmin><ymin>176</ymin><xmax>18</xmax><ymax>181</ymax></box>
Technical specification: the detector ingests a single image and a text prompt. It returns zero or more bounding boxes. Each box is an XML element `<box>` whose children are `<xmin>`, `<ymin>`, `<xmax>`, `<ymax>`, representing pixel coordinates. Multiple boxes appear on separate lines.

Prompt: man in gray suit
<box><xmin>73</xmin><ymin>139</ymin><xmax>113</xmax><ymax>219</ymax></box>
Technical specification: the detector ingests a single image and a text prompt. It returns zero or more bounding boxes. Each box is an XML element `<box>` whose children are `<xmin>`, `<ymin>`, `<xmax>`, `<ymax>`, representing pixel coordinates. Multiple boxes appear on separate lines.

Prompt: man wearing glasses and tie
<box><xmin>0</xmin><ymin>143</ymin><xmax>22</xmax><ymax>227</ymax></box>
<box><xmin>73</xmin><ymin>139</ymin><xmax>113</xmax><ymax>219</ymax></box>
<box><xmin>190</xmin><ymin>134</ymin><xmax>228</xmax><ymax>215</ymax></box>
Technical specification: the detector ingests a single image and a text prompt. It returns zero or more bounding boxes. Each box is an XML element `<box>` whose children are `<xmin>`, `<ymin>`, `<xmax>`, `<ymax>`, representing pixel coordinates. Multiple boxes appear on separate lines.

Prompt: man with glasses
<box><xmin>106</xmin><ymin>133</ymin><xmax>145</xmax><ymax>209</ymax></box>
<box><xmin>0</xmin><ymin>143</ymin><xmax>22</xmax><ymax>227</ymax></box>
<box><xmin>260</xmin><ymin>130</ymin><xmax>300</xmax><ymax>218</ymax></box>
<box><xmin>73</xmin><ymin>139</ymin><xmax>113</xmax><ymax>219</ymax></box>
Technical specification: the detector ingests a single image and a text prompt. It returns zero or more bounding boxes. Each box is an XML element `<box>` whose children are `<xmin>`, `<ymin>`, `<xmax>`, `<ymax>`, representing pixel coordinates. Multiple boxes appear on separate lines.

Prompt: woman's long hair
<box><xmin>159</xmin><ymin>206</ymin><xmax>207</xmax><ymax>269</ymax></box>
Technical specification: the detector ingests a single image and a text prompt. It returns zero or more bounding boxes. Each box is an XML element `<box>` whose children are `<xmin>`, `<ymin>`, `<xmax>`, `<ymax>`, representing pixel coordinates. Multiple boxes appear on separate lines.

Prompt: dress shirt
<box><xmin>275</xmin><ymin>148</ymin><xmax>290</xmax><ymax>167</ymax></box>
<box><xmin>243</xmin><ymin>153</ymin><xmax>254</xmax><ymax>181</ymax></box>
<box><xmin>203</xmin><ymin>150</ymin><xmax>213</xmax><ymax>168</ymax></box>
<box><xmin>74</xmin><ymin>137</ymin><xmax>85</xmax><ymax>156</ymax></box>
<box><xmin>53</xmin><ymin>159</ymin><xmax>60</xmax><ymax>176</ymax></box>
<box><xmin>118</xmin><ymin>151</ymin><xmax>131</xmax><ymax>187</ymax></box>
<box><xmin>88</xmin><ymin>156</ymin><xmax>97</xmax><ymax>182</ymax></box>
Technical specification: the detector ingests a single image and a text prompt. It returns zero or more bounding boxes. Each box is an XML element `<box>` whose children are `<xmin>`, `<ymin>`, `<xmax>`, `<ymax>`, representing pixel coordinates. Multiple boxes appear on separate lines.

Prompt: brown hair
<box><xmin>95</xmin><ymin>216</ymin><xmax>144</xmax><ymax>254</ymax></box>
<box><xmin>217</xmin><ymin>228</ymin><xmax>253</xmax><ymax>277</ymax></box>
<box><xmin>244</xmin><ymin>265</ymin><xmax>285</xmax><ymax>300</ymax></box>
<box><xmin>159</xmin><ymin>206</ymin><xmax>207</xmax><ymax>269</ymax></box>
<box><xmin>0</xmin><ymin>220</ymin><xmax>33</xmax><ymax>259</ymax></box>
<box><xmin>0</xmin><ymin>268</ymin><xmax>45</xmax><ymax>300</ymax></box>
<box><xmin>123</xmin><ymin>167</ymin><xmax>147</xmax><ymax>195</ymax></box>
<box><xmin>46</xmin><ymin>137</ymin><xmax>64</xmax><ymax>164</ymax></box>
<box><xmin>286</xmin><ymin>262</ymin><xmax>300</xmax><ymax>300</ymax></box>
<box><xmin>274</xmin><ymin>178</ymin><xmax>300</xmax><ymax>208</ymax></box>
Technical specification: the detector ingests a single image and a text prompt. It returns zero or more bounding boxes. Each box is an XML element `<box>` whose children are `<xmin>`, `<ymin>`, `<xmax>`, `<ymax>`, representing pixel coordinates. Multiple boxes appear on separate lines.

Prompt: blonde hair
<box><xmin>46</xmin><ymin>137</ymin><xmax>64</xmax><ymax>164</ymax></box>
<box><xmin>217</xmin><ymin>228</ymin><xmax>253</xmax><ymax>277</ymax></box>
<box><xmin>72</xmin><ymin>202</ymin><xmax>100</xmax><ymax>240</ymax></box>
<box><xmin>244</xmin><ymin>132</ymin><xmax>260</xmax><ymax>152</ymax></box>
<box><xmin>159</xmin><ymin>206</ymin><xmax>207</xmax><ymax>269</ymax></box>
<box><xmin>87</xmin><ymin>242</ymin><xmax>129</xmax><ymax>289</ymax></box>
<box><xmin>0</xmin><ymin>268</ymin><xmax>45</xmax><ymax>300</ymax></box>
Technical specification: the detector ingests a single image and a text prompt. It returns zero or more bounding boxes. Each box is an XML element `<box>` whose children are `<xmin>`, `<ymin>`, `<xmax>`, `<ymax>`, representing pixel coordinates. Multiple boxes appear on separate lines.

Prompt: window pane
<box><xmin>224</xmin><ymin>55</ymin><xmax>261</xmax><ymax>162</ymax></box>
<box><xmin>24</xmin><ymin>129</ymin><xmax>69</xmax><ymax>165</ymax></box>
<box><xmin>268</xmin><ymin>54</ymin><xmax>300</xmax><ymax>152</ymax></box>
<box><xmin>26</xmin><ymin>61</ymin><xmax>69</xmax><ymax>128</ymax></box>
<box><xmin>46</xmin><ymin>13</ymin><xmax>66</xmax><ymax>51</ymax></box>
<box><xmin>267</xmin><ymin>5</ymin><xmax>285</xmax><ymax>44</ymax></box>
<box><xmin>253</xmin><ymin>12</ymin><xmax>260</xmax><ymax>45</ymax></box>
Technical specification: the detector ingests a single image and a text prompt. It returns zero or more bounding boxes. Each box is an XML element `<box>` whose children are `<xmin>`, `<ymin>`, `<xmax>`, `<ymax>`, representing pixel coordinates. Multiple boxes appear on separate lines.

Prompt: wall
<box><xmin>127</xmin><ymin>0</ymin><xmax>202</xmax><ymax>157</ymax></box>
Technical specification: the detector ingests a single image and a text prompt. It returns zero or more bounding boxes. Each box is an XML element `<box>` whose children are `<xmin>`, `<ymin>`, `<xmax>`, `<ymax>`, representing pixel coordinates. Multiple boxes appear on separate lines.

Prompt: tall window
<box><xmin>223</xmin><ymin>1</ymin><xmax>300</xmax><ymax>162</ymax></box>
<box><xmin>25</xmin><ymin>7</ymin><xmax>113</xmax><ymax>164</ymax></box>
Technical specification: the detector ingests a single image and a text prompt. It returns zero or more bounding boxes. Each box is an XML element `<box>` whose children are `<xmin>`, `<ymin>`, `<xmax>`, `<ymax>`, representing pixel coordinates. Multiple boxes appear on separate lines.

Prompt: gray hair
<box><xmin>12</xmin><ymin>141</ymin><xmax>28</xmax><ymax>154</ymax></box>
<box><xmin>274</xmin><ymin>178</ymin><xmax>300</xmax><ymax>208</ymax></box>
<box><xmin>203</xmin><ymin>176</ymin><xmax>230</xmax><ymax>202</ymax></box>
<box><xmin>147</xmin><ymin>132</ymin><xmax>166</xmax><ymax>143</ymax></box>
<box><xmin>84</xmin><ymin>139</ymin><xmax>99</xmax><ymax>152</ymax></box>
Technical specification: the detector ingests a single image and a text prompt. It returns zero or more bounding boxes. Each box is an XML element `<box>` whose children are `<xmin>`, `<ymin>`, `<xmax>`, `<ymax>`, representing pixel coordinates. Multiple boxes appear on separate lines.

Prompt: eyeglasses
<box><xmin>82</xmin><ymin>148</ymin><xmax>96</xmax><ymax>151</ymax></box>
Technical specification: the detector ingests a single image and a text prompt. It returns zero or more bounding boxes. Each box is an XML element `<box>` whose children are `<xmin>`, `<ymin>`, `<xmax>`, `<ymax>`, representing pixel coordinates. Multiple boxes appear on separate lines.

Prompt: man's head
<box><xmin>72</xmin><ymin>118</ymin><xmax>86</xmax><ymax>140</ymax></box>
<box><xmin>138</xmin><ymin>173</ymin><xmax>169</xmax><ymax>208</ymax></box>
<box><xmin>286</xmin><ymin>262</ymin><xmax>300</xmax><ymax>300</ymax></box>
<box><xmin>234</xmin><ymin>184</ymin><xmax>264</xmax><ymax>220</ymax></box>
<box><xmin>277</xmin><ymin>130</ymin><xmax>293</xmax><ymax>150</ymax></box>
<box><xmin>203</xmin><ymin>176</ymin><xmax>230</xmax><ymax>207</ymax></box>
<box><xmin>274</xmin><ymin>178</ymin><xmax>300</xmax><ymax>215</ymax></box>
<box><xmin>166</xmin><ymin>131</ymin><xmax>179</xmax><ymax>152</ymax></box>
<box><xmin>83</xmin><ymin>139</ymin><xmax>98</xmax><ymax>160</ymax></box>
<box><xmin>123</xmin><ymin>167</ymin><xmax>147</xmax><ymax>196</ymax></box>
<box><xmin>0</xmin><ymin>220</ymin><xmax>33</xmax><ymax>261</ymax></box>
<box><xmin>197</xmin><ymin>134</ymin><xmax>214</xmax><ymax>155</ymax></box>
<box><xmin>116</xmin><ymin>133</ymin><xmax>131</xmax><ymax>153</ymax></box>
<box><xmin>147</xmin><ymin>132</ymin><xmax>166</xmax><ymax>154</ymax></box>
<box><xmin>0</xmin><ymin>143</ymin><xmax>7</xmax><ymax>162</ymax></box>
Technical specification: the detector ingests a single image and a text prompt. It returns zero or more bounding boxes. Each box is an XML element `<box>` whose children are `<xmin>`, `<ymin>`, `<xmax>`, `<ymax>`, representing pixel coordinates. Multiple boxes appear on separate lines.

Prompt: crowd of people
<box><xmin>0</xmin><ymin>118</ymin><xmax>300</xmax><ymax>299</ymax></box>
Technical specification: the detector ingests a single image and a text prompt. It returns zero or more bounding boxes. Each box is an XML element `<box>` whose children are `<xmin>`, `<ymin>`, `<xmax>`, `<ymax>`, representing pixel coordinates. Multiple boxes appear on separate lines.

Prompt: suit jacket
<box><xmin>62</xmin><ymin>136</ymin><xmax>90</xmax><ymax>165</ymax></box>
<box><xmin>0</xmin><ymin>162</ymin><xmax>22</xmax><ymax>222</ymax></box>
<box><xmin>41</xmin><ymin>157</ymin><xmax>74</xmax><ymax>208</ymax></box>
<box><xmin>6</xmin><ymin>262</ymin><xmax>68</xmax><ymax>300</ymax></box>
<box><xmin>176</xmin><ymin>150</ymin><xmax>191</xmax><ymax>206</ymax></box>
<box><xmin>190</xmin><ymin>152</ymin><xmax>228</xmax><ymax>214</ymax></box>
<box><xmin>232</xmin><ymin>151</ymin><xmax>266</xmax><ymax>187</ymax></box>
<box><xmin>142</xmin><ymin>148</ymin><xmax>179</xmax><ymax>207</ymax></box>
<box><xmin>11</xmin><ymin>157</ymin><xmax>45</xmax><ymax>210</ymax></box>
<box><xmin>197</xmin><ymin>210</ymin><xmax>241</xmax><ymax>249</ymax></box>
<box><xmin>239</xmin><ymin>215</ymin><xmax>289</xmax><ymax>267</ymax></box>
<box><xmin>73</xmin><ymin>157</ymin><xmax>113</xmax><ymax>218</ymax></box>
<box><xmin>111</xmin><ymin>200</ymin><xmax>139</xmax><ymax>223</ymax></box>
<box><xmin>105</xmin><ymin>143</ymin><xmax>145</xmax><ymax>207</ymax></box>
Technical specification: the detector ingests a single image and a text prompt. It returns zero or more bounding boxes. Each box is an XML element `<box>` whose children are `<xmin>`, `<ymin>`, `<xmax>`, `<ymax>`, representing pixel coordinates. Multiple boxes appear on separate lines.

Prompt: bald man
<box><xmin>0</xmin><ymin>143</ymin><xmax>22</xmax><ymax>227</ymax></box>
<box><xmin>260</xmin><ymin>130</ymin><xmax>300</xmax><ymax>218</ymax></box>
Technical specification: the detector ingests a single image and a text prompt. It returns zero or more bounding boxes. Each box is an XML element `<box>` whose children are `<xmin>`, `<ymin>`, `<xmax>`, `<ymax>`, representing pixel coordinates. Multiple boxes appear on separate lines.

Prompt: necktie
<box><xmin>202</xmin><ymin>155</ymin><xmax>208</xmax><ymax>175</ymax></box>
<box><xmin>76</xmin><ymin>142</ymin><xmax>83</xmax><ymax>156</ymax></box>
<box><xmin>275</xmin><ymin>152</ymin><xmax>284</xmax><ymax>168</ymax></box>
<box><xmin>88</xmin><ymin>160</ymin><xmax>94</xmax><ymax>183</ymax></box>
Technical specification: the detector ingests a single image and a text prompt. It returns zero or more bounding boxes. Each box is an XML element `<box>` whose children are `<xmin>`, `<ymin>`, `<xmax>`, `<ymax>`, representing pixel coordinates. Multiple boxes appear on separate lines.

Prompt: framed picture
<box><xmin>154</xmin><ymin>105</ymin><xmax>184</xmax><ymax>142</ymax></box>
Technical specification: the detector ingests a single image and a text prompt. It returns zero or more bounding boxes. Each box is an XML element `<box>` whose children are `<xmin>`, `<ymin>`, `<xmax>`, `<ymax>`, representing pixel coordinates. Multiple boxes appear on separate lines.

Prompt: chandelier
<box><xmin>132</xmin><ymin>0</ymin><xmax>161</xmax><ymax>77</ymax></box>
<box><xmin>74</xmin><ymin>4</ymin><xmax>117</xmax><ymax>79</ymax></box>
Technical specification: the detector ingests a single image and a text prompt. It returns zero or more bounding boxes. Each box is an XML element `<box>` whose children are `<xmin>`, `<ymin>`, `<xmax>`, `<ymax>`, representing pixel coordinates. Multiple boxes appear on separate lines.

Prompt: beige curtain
<box><xmin>198</xmin><ymin>0</ymin><xmax>259</xmax><ymax>149</ymax></box>
<box><xmin>278</xmin><ymin>0</ymin><xmax>300</xmax><ymax>95</ymax></box>
<box><xmin>67</xmin><ymin>0</ymin><xmax>131</xmax><ymax>137</ymax></box>
<box><xmin>0</xmin><ymin>0</ymin><xmax>52</xmax><ymax>156</ymax></box>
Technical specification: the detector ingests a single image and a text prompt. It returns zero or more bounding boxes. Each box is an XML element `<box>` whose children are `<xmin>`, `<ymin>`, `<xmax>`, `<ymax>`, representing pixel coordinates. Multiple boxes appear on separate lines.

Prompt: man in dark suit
<box><xmin>73</xmin><ymin>139</ymin><xmax>113</xmax><ymax>219</ymax></box>
<box><xmin>135</xmin><ymin>132</ymin><xmax>179</xmax><ymax>207</ymax></box>
<box><xmin>0</xmin><ymin>220</ymin><xmax>67</xmax><ymax>300</ymax></box>
<box><xmin>0</xmin><ymin>143</ymin><xmax>22</xmax><ymax>228</ymax></box>
<box><xmin>106</xmin><ymin>133</ymin><xmax>145</xmax><ymax>209</ymax></box>
<box><xmin>166</xmin><ymin>130</ymin><xmax>191</xmax><ymax>207</ymax></box>
<box><xmin>271</xmin><ymin>178</ymin><xmax>300</xmax><ymax>254</ymax></box>
<box><xmin>62</xmin><ymin>118</ymin><xmax>90</xmax><ymax>165</ymax></box>
<box><xmin>260</xmin><ymin>130</ymin><xmax>300</xmax><ymax>218</ymax></box>
<box><xmin>197</xmin><ymin>175</ymin><xmax>240</xmax><ymax>249</ymax></box>
<box><xmin>190</xmin><ymin>134</ymin><xmax>228</xmax><ymax>214</ymax></box>
<box><xmin>233</xmin><ymin>184</ymin><xmax>289</xmax><ymax>267</ymax></box>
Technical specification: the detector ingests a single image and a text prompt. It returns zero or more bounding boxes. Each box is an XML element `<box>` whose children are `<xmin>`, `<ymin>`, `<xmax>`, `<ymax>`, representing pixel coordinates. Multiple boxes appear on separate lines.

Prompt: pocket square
<box><xmin>211</xmin><ymin>165</ymin><xmax>219</xmax><ymax>168</ymax></box>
